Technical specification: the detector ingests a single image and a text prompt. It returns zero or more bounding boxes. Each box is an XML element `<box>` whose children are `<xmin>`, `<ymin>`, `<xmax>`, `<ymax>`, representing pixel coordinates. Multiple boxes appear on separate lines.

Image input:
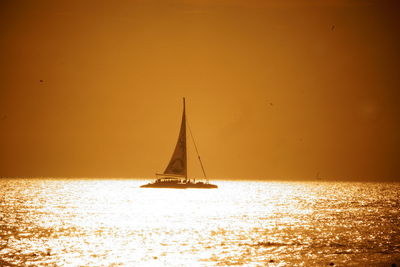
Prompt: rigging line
<box><xmin>187</xmin><ymin>117</ymin><xmax>207</xmax><ymax>180</ymax></box>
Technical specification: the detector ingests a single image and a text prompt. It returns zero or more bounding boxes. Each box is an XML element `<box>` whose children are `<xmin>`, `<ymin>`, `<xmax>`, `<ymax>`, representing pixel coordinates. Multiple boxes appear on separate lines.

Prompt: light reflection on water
<box><xmin>0</xmin><ymin>179</ymin><xmax>399</xmax><ymax>266</ymax></box>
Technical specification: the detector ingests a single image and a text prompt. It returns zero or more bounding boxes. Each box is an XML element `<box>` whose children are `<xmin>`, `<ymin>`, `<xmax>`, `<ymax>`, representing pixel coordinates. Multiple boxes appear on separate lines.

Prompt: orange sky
<box><xmin>0</xmin><ymin>0</ymin><xmax>399</xmax><ymax>181</ymax></box>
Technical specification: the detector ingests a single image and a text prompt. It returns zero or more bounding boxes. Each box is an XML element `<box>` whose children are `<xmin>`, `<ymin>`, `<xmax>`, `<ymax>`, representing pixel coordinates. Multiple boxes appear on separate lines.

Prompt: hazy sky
<box><xmin>1</xmin><ymin>0</ymin><xmax>399</xmax><ymax>181</ymax></box>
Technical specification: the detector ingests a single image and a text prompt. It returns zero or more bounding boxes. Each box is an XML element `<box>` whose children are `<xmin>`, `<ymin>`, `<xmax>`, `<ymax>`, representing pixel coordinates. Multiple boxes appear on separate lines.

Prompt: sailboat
<box><xmin>140</xmin><ymin>98</ymin><xmax>218</xmax><ymax>189</ymax></box>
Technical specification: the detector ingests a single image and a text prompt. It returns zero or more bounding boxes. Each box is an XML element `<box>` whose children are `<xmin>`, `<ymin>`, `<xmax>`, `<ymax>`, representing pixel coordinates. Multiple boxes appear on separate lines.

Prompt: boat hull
<box><xmin>140</xmin><ymin>182</ymin><xmax>218</xmax><ymax>189</ymax></box>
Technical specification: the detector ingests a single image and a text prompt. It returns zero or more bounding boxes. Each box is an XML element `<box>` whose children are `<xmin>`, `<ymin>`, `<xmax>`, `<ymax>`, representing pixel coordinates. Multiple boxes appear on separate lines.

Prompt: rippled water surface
<box><xmin>0</xmin><ymin>179</ymin><xmax>399</xmax><ymax>266</ymax></box>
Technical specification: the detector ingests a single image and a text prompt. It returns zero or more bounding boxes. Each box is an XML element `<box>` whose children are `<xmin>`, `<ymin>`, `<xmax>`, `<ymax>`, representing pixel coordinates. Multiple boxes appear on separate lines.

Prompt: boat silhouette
<box><xmin>141</xmin><ymin>98</ymin><xmax>218</xmax><ymax>189</ymax></box>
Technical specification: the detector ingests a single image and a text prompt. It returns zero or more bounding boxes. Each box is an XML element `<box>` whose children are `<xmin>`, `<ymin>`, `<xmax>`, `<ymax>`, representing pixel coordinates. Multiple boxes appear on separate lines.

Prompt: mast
<box><xmin>183</xmin><ymin>97</ymin><xmax>187</xmax><ymax>181</ymax></box>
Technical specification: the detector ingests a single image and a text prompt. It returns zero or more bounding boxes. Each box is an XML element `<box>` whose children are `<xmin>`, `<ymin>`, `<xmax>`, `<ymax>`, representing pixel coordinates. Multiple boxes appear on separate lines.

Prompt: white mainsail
<box><xmin>163</xmin><ymin>98</ymin><xmax>187</xmax><ymax>178</ymax></box>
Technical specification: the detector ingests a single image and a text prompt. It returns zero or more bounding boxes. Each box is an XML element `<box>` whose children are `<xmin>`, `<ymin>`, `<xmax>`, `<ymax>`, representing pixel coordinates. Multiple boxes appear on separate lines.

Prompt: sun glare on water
<box><xmin>1</xmin><ymin>179</ymin><xmax>399</xmax><ymax>266</ymax></box>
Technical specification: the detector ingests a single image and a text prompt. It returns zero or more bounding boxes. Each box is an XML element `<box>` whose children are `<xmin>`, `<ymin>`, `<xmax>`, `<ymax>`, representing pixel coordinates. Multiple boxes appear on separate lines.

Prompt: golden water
<box><xmin>1</xmin><ymin>179</ymin><xmax>399</xmax><ymax>266</ymax></box>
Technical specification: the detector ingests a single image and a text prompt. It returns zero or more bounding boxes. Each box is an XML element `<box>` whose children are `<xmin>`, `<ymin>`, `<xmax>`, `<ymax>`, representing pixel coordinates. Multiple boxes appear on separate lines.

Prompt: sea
<box><xmin>0</xmin><ymin>179</ymin><xmax>399</xmax><ymax>266</ymax></box>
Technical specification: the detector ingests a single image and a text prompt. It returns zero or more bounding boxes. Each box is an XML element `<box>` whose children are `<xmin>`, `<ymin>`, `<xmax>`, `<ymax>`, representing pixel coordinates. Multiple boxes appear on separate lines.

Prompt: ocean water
<box><xmin>0</xmin><ymin>179</ymin><xmax>399</xmax><ymax>266</ymax></box>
